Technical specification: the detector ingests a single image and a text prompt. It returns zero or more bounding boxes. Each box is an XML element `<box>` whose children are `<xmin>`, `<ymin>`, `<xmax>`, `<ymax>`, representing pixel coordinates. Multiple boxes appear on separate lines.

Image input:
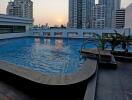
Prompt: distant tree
<box><xmin>121</xmin><ymin>32</ymin><xmax>131</xmax><ymax>52</ymax></box>
<box><xmin>97</xmin><ymin>35</ymin><xmax>106</xmax><ymax>50</ymax></box>
<box><xmin>108</xmin><ymin>30</ymin><xmax>122</xmax><ymax>51</ymax></box>
<box><xmin>60</xmin><ymin>24</ymin><xmax>66</xmax><ymax>28</ymax></box>
<box><xmin>110</xmin><ymin>35</ymin><xmax>121</xmax><ymax>51</ymax></box>
<box><xmin>97</xmin><ymin>30</ymin><xmax>122</xmax><ymax>51</ymax></box>
<box><xmin>112</xmin><ymin>30</ymin><xmax>132</xmax><ymax>52</ymax></box>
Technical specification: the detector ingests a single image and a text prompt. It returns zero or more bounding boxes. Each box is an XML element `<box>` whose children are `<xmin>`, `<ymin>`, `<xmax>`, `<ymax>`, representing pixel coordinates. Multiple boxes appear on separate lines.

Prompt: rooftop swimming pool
<box><xmin>0</xmin><ymin>37</ymin><xmax>96</xmax><ymax>75</ymax></box>
<box><xmin>0</xmin><ymin>37</ymin><xmax>132</xmax><ymax>75</ymax></box>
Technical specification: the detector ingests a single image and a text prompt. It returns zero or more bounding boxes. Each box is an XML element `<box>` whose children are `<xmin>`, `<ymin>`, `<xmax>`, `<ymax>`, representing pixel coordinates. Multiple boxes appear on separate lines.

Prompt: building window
<box><xmin>0</xmin><ymin>25</ymin><xmax>26</xmax><ymax>34</ymax></box>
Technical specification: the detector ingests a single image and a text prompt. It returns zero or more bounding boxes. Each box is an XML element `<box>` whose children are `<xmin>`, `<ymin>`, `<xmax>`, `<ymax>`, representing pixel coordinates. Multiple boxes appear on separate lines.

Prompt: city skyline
<box><xmin>0</xmin><ymin>0</ymin><xmax>132</xmax><ymax>26</ymax></box>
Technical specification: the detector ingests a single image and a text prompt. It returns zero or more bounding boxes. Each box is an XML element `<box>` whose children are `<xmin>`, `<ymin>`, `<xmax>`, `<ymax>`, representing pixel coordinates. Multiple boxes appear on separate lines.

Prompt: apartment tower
<box><xmin>6</xmin><ymin>0</ymin><xmax>33</xmax><ymax>19</ymax></box>
<box><xmin>99</xmin><ymin>0</ymin><xmax>121</xmax><ymax>28</ymax></box>
<box><xmin>112</xmin><ymin>9</ymin><xmax>125</xmax><ymax>29</ymax></box>
<box><xmin>68</xmin><ymin>0</ymin><xmax>95</xmax><ymax>29</ymax></box>
<box><xmin>92</xmin><ymin>4</ymin><xmax>105</xmax><ymax>29</ymax></box>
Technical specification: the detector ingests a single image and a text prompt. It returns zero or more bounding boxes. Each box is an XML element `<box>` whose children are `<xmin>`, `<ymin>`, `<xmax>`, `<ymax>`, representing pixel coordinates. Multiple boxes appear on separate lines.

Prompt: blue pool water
<box><xmin>0</xmin><ymin>37</ymin><xmax>96</xmax><ymax>75</ymax></box>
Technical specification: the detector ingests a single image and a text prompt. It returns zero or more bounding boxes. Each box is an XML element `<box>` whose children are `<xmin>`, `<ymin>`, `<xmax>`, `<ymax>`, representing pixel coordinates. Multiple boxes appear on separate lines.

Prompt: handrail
<box><xmin>80</xmin><ymin>38</ymin><xmax>101</xmax><ymax>62</ymax></box>
<box><xmin>80</xmin><ymin>39</ymin><xmax>98</xmax><ymax>51</ymax></box>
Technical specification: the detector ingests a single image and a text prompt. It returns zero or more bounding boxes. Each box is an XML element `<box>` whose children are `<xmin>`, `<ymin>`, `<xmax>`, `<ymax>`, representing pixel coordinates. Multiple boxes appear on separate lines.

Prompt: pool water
<box><xmin>0</xmin><ymin>37</ymin><xmax>96</xmax><ymax>75</ymax></box>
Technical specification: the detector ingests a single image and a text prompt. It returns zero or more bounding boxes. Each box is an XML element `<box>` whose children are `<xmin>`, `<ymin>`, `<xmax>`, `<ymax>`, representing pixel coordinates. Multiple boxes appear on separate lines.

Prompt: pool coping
<box><xmin>0</xmin><ymin>59</ymin><xmax>97</xmax><ymax>85</ymax></box>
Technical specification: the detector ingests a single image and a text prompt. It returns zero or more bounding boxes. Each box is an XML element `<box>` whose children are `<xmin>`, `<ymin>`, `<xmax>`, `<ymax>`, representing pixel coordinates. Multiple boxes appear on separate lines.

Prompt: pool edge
<box><xmin>0</xmin><ymin>59</ymin><xmax>97</xmax><ymax>85</ymax></box>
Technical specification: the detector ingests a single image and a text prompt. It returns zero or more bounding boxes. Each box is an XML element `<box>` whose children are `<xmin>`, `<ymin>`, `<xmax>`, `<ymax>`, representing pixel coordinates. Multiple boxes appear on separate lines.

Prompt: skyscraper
<box><xmin>112</xmin><ymin>9</ymin><xmax>125</xmax><ymax>29</ymax></box>
<box><xmin>86</xmin><ymin>0</ymin><xmax>95</xmax><ymax>28</ymax></box>
<box><xmin>92</xmin><ymin>4</ymin><xmax>105</xmax><ymax>29</ymax></box>
<box><xmin>68</xmin><ymin>0</ymin><xmax>95</xmax><ymax>29</ymax></box>
<box><xmin>6</xmin><ymin>0</ymin><xmax>33</xmax><ymax>19</ymax></box>
<box><xmin>99</xmin><ymin>0</ymin><xmax>121</xmax><ymax>28</ymax></box>
<box><xmin>125</xmin><ymin>3</ymin><xmax>132</xmax><ymax>28</ymax></box>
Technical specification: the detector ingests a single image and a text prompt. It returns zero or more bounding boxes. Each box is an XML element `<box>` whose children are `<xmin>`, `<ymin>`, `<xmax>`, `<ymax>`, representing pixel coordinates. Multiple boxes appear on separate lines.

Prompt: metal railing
<box><xmin>80</xmin><ymin>38</ymin><xmax>102</xmax><ymax>62</ymax></box>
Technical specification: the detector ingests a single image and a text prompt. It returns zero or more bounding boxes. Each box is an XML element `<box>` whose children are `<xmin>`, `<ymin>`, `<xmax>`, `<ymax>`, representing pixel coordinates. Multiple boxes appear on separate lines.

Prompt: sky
<box><xmin>0</xmin><ymin>0</ymin><xmax>132</xmax><ymax>26</ymax></box>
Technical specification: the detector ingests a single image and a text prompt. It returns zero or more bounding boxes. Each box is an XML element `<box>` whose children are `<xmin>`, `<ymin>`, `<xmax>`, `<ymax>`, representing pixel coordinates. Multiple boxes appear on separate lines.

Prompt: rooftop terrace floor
<box><xmin>96</xmin><ymin>62</ymin><xmax>132</xmax><ymax>100</ymax></box>
<box><xmin>0</xmin><ymin>81</ymin><xmax>34</xmax><ymax>100</ymax></box>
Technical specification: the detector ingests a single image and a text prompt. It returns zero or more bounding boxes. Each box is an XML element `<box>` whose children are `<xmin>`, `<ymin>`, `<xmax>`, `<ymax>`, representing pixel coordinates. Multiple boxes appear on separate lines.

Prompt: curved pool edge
<box><xmin>0</xmin><ymin>59</ymin><xmax>97</xmax><ymax>85</ymax></box>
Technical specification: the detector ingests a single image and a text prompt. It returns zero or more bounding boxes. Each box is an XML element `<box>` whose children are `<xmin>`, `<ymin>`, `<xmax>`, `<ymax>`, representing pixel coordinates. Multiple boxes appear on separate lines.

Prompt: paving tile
<box><xmin>0</xmin><ymin>81</ymin><xmax>34</xmax><ymax>100</ymax></box>
<box><xmin>0</xmin><ymin>93</ymin><xmax>10</xmax><ymax>100</ymax></box>
<box><xmin>96</xmin><ymin>62</ymin><xmax>132</xmax><ymax>100</ymax></box>
<box><xmin>126</xmin><ymin>93</ymin><xmax>132</xmax><ymax>100</ymax></box>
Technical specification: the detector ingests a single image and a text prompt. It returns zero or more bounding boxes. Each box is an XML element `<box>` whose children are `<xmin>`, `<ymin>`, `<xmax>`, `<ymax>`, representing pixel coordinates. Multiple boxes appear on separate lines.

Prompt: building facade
<box><xmin>99</xmin><ymin>0</ymin><xmax>121</xmax><ymax>28</ymax></box>
<box><xmin>6</xmin><ymin>0</ymin><xmax>33</xmax><ymax>19</ymax></box>
<box><xmin>68</xmin><ymin>0</ymin><xmax>95</xmax><ymax>29</ymax></box>
<box><xmin>125</xmin><ymin>3</ymin><xmax>132</xmax><ymax>28</ymax></box>
<box><xmin>112</xmin><ymin>9</ymin><xmax>125</xmax><ymax>29</ymax></box>
<box><xmin>92</xmin><ymin>4</ymin><xmax>105</xmax><ymax>29</ymax></box>
<box><xmin>0</xmin><ymin>14</ymin><xmax>33</xmax><ymax>34</ymax></box>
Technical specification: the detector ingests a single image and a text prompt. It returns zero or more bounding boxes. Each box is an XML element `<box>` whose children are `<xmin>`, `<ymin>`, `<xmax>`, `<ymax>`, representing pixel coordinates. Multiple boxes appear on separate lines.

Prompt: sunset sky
<box><xmin>0</xmin><ymin>0</ymin><xmax>132</xmax><ymax>26</ymax></box>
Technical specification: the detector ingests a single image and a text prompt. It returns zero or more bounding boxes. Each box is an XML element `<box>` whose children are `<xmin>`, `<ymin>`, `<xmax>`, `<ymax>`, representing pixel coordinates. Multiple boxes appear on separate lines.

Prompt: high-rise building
<box><xmin>6</xmin><ymin>0</ymin><xmax>33</xmax><ymax>19</ymax></box>
<box><xmin>92</xmin><ymin>4</ymin><xmax>105</xmax><ymax>29</ymax></box>
<box><xmin>68</xmin><ymin>0</ymin><xmax>95</xmax><ymax>29</ymax></box>
<box><xmin>86</xmin><ymin>0</ymin><xmax>95</xmax><ymax>28</ymax></box>
<box><xmin>99</xmin><ymin>0</ymin><xmax>121</xmax><ymax>28</ymax></box>
<box><xmin>112</xmin><ymin>9</ymin><xmax>125</xmax><ymax>29</ymax></box>
<box><xmin>125</xmin><ymin>3</ymin><xmax>132</xmax><ymax>28</ymax></box>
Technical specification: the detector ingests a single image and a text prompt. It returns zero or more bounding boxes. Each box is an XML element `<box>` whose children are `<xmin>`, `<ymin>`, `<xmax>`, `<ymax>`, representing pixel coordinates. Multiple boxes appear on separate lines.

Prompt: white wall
<box><xmin>0</xmin><ymin>15</ymin><xmax>33</xmax><ymax>39</ymax></box>
<box><xmin>0</xmin><ymin>28</ymin><xmax>129</xmax><ymax>40</ymax></box>
<box><xmin>125</xmin><ymin>3</ymin><xmax>132</xmax><ymax>28</ymax></box>
<box><xmin>30</xmin><ymin>28</ymin><xmax>125</xmax><ymax>38</ymax></box>
<box><xmin>0</xmin><ymin>32</ymin><xmax>29</xmax><ymax>40</ymax></box>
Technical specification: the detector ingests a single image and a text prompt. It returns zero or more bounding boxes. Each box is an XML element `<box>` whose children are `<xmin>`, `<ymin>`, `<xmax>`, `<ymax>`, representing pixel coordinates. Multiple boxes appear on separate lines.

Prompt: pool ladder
<box><xmin>80</xmin><ymin>39</ymin><xmax>99</xmax><ymax>61</ymax></box>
